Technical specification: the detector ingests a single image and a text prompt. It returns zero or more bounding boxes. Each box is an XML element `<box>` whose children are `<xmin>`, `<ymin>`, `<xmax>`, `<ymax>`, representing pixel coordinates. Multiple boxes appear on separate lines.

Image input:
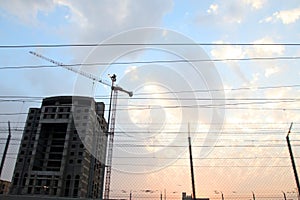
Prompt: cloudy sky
<box><xmin>1</xmin><ymin>0</ymin><xmax>300</xmax><ymax>199</ymax></box>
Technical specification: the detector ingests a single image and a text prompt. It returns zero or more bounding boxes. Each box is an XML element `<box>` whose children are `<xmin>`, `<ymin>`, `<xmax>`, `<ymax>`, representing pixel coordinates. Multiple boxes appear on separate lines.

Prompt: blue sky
<box><xmin>1</xmin><ymin>0</ymin><xmax>300</xmax><ymax>199</ymax></box>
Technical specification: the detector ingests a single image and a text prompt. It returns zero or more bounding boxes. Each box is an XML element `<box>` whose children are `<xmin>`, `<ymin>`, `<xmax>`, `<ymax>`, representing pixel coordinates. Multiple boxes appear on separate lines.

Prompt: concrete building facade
<box><xmin>10</xmin><ymin>96</ymin><xmax>107</xmax><ymax>199</ymax></box>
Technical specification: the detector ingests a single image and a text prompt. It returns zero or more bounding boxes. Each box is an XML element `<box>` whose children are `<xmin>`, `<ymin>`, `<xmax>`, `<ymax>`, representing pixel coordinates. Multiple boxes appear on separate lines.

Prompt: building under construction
<box><xmin>9</xmin><ymin>96</ymin><xmax>107</xmax><ymax>198</ymax></box>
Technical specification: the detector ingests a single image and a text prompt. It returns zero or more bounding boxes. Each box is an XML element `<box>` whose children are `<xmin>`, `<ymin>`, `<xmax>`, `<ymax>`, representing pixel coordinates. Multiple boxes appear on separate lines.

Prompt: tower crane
<box><xmin>29</xmin><ymin>51</ymin><xmax>133</xmax><ymax>199</ymax></box>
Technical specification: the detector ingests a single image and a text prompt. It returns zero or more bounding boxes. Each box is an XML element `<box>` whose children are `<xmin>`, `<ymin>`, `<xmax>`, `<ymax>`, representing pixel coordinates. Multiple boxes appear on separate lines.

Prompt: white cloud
<box><xmin>124</xmin><ymin>65</ymin><xmax>137</xmax><ymax>74</ymax></box>
<box><xmin>211</xmin><ymin>41</ymin><xmax>248</xmax><ymax>83</ymax></box>
<box><xmin>211</xmin><ymin>41</ymin><xmax>245</xmax><ymax>59</ymax></box>
<box><xmin>260</xmin><ymin>7</ymin><xmax>300</xmax><ymax>24</ymax></box>
<box><xmin>265</xmin><ymin>87</ymin><xmax>291</xmax><ymax>99</ymax></box>
<box><xmin>201</xmin><ymin>2</ymin><xmax>244</xmax><ymax>24</ymax></box>
<box><xmin>207</xmin><ymin>4</ymin><xmax>218</xmax><ymax>14</ymax></box>
<box><xmin>210</xmin><ymin>37</ymin><xmax>285</xmax><ymax>84</ymax></box>
<box><xmin>0</xmin><ymin>0</ymin><xmax>173</xmax><ymax>42</ymax></box>
<box><xmin>0</xmin><ymin>0</ymin><xmax>55</xmax><ymax>25</ymax></box>
<box><xmin>54</xmin><ymin>0</ymin><xmax>88</xmax><ymax>28</ymax></box>
<box><xmin>264</xmin><ymin>66</ymin><xmax>280</xmax><ymax>78</ymax></box>
<box><xmin>246</xmin><ymin>37</ymin><xmax>285</xmax><ymax>57</ymax></box>
<box><xmin>275</xmin><ymin>8</ymin><xmax>300</xmax><ymax>24</ymax></box>
<box><xmin>259</xmin><ymin>16</ymin><xmax>272</xmax><ymax>23</ymax></box>
<box><xmin>203</xmin><ymin>0</ymin><xmax>266</xmax><ymax>25</ymax></box>
<box><xmin>249</xmin><ymin>72</ymin><xmax>260</xmax><ymax>85</ymax></box>
<box><xmin>243</xmin><ymin>0</ymin><xmax>266</xmax><ymax>10</ymax></box>
<box><xmin>57</xmin><ymin>0</ymin><xmax>173</xmax><ymax>42</ymax></box>
<box><xmin>211</xmin><ymin>38</ymin><xmax>285</xmax><ymax>80</ymax></box>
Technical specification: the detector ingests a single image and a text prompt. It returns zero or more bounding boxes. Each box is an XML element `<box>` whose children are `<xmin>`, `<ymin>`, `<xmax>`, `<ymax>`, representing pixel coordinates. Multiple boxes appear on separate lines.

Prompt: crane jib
<box><xmin>29</xmin><ymin>51</ymin><xmax>133</xmax><ymax>95</ymax></box>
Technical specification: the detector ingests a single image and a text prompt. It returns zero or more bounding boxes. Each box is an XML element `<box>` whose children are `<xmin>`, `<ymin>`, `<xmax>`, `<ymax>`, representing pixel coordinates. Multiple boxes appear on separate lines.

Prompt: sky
<box><xmin>1</xmin><ymin>0</ymin><xmax>300</xmax><ymax>199</ymax></box>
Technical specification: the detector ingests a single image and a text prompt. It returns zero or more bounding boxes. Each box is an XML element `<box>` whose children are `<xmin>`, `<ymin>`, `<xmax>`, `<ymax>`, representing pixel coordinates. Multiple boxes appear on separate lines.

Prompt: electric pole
<box><xmin>188</xmin><ymin>123</ymin><xmax>196</xmax><ymax>200</ymax></box>
<box><xmin>252</xmin><ymin>191</ymin><xmax>255</xmax><ymax>200</ymax></box>
<box><xmin>0</xmin><ymin>121</ymin><xmax>11</xmax><ymax>178</ymax></box>
<box><xmin>282</xmin><ymin>191</ymin><xmax>287</xmax><ymax>200</ymax></box>
<box><xmin>286</xmin><ymin>122</ymin><xmax>300</xmax><ymax>200</ymax></box>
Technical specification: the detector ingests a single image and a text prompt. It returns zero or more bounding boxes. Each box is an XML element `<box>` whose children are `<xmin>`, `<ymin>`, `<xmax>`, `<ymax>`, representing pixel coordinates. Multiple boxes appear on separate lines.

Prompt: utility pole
<box><xmin>188</xmin><ymin>123</ymin><xmax>196</xmax><ymax>200</ymax></box>
<box><xmin>0</xmin><ymin>121</ymin><xmax>11</xmax><ymax>178</ymax></box>
<box><xmin>252</xmin><ymin>191</ymin><xmax>255</xmax><ymax>200</ymax></box>
<box><xmin>286</xmin><ymin>122</ymin><xmax>300</xmax><ymax>200</ymax></box>
<box><xmin>282</xmin><ymin>191</ymin><xmax>287</xmax><ymax>200</ymax></box>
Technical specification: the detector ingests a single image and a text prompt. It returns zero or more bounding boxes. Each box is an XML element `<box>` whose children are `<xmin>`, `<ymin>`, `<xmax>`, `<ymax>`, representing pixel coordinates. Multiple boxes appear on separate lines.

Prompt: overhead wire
<box><xmin>0</xmin><ymin>121</ymin><xmax>298</xmax><ymax>125</ymax></box>
<box><xmin>2</xmin><ymin>136</ymin><xmax>300</xmax><ymax>143</ymax></box>
<box><xmin>1</xmin><ymin>42</ymin><xmax>300</xmax><ymax>48</ymax></box>
<box><xmin>0</xmin><ymin>104</ymin><xmax>299</xmax><ymax>114</ymax></box>
<box><xmin>130</xmin><ymin>83</ymin><xmax>300</xmax><ymax>95</ymax></box>
<box><xmin>0</xmin><ymin>86</ymin><xmax>300</xmax><ymax>101</ymax></box>
<box><xmin>1</xmin><ymin>56</ymin><xmax>300</xmax><ymax>70</ymax></box>
<box><xmin>1</xmin><ymin>95</ymin><xmax>300</xmax><ymax>112</ymax></box>
<box><xmin>2</xmin><ymin>97</ymin><xmax>300</xmax><ymax>100</ymax></box>
<box><xmin>0</xmin><ymin>80</ymin><xmax>300</xmax><ymax>98</ymax></box>
<box><xmin>111</xmin><ymin>163</ymin><xmax>292</xmax><ymax>168</ymax></box>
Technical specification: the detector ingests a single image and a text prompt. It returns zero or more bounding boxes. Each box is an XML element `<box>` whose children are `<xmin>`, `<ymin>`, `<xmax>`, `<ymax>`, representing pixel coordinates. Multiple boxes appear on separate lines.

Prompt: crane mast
<box><xmin>29</xmin><ymin>51</ymin><xmax>133</xmax><ymax>199</ymax></box>
<box><xmin>104</xmin><ymin>80</ymin><xmax>118</xmax><ymax>199</ymax></box>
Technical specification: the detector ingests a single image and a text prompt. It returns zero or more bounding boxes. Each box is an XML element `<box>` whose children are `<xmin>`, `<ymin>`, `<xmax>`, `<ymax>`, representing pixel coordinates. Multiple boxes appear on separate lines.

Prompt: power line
<box><xmin>112</xmin><ymin>163</ymin><xmax>292</xmax><ymax>168</ymax></box>
<box><xmin>0</xmin><ymin>123</ymin><xmax>298</xmax><ymax>130</ymax></box>
<box><xmin>131</xmin><ymin>84</ymin><xmax>300</xmax><ymax>95</ymax></box>
<box><xmin>0</xmin><ymin>81</ymin><xmax>300</xmax><ymax>98</ymax></box>
<box><xmin>1</xmin><ymin>132</ymin><xmax>299</xmax><ymax>137</ymax></box>
<box><xmin>116</xmin><ymin>97</ymin><xmax>300</xmax><ymax>100</ymax></box>
<box><xmin>0</xmin><ymin>102</ymin><xmax>299</xmax><ymax>113</ymax></box>
<box><xmin>1</xmin><ymin>152</ymin><xmax>297</xmax><ymax>160</ymax></box>
<box><xmin>1</xmin><ymin>42</ymin><xmax>300</xmax><ymax>48</ymax></box>
<box><xmin>0</xmin><ymin>113</ymin><xmax>28</xmax><ymax>116</ymax></box>
<box><xmin>0</xmin><ymin>96</ymin><xmax>286</xmax><ymax>105</ymax></box>
<box><xmin>0</xmin><ymin>96</ymin><xmax>45</xmax><ymax>99</ymax></box>
<box><xmin>0</xmin><ymin>125</ymin><xmax>296</xmax><ymax>131</ymax></box>
<box><xmin>0</xmin><ymin>121</ymin><xmax>297</xmax><ymax>125</ymax></box>
<box><xmin>0</xmin><ymin>156</ymin><xmax>294</xmax><ymax>168</ymax></box>
<box><xmin>0</xmin><ymin>65</ymin><xmax>58</xmax><ymax>70</ymax></box>
<box><xmin>6</xmin><ymin>128</ymin><xmax>297</xmax><ymax>132</ymax></box>
<box><xmin>2</xmin><ymin>97</ymin><xmax>300</xmax><ymax>102</ymax></box>
<box><xmin>111</xmin><ymin>144</ymin><xmax>300</xmax><ymax>148</ymax></box>
<box><xmin>1</xmin><ymin>56</ymin><xmax>300</xmax><ymax>70</ymax></box>
<box><xmin>112</xmin><ymin>156</ymin><xmax>300</xmax><ymax>160</ymax></box>
<box><xmin>112</xmin><ymin>143</ymin><xmax>300</xmax><ymax>148</ymax></box>
<box><xmin>2</xmin><ymin>137</ymin><xmax>299</xmax><ymax>144</ymax></box>
<box><xmin>3</xmin><ymin>97</ymin><xmax>299</xmax><ymax>100</ymax></box>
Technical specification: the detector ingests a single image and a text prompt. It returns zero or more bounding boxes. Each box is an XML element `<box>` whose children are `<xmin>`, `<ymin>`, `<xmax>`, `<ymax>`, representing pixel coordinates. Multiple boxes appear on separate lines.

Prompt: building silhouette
<box><xmin>182</xmin><ymin>192</ymin><xmax>210</xmax><ymax>200</ymax></box>
<box><xmin>0</xmin><ymin>179</ymin><xmax>11</xmax><ymax>195</ymax></box>
<box><xmin>10</xmin><ymin>96</ymin><xmax>107</xmax><ymax>198</ymax></box>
